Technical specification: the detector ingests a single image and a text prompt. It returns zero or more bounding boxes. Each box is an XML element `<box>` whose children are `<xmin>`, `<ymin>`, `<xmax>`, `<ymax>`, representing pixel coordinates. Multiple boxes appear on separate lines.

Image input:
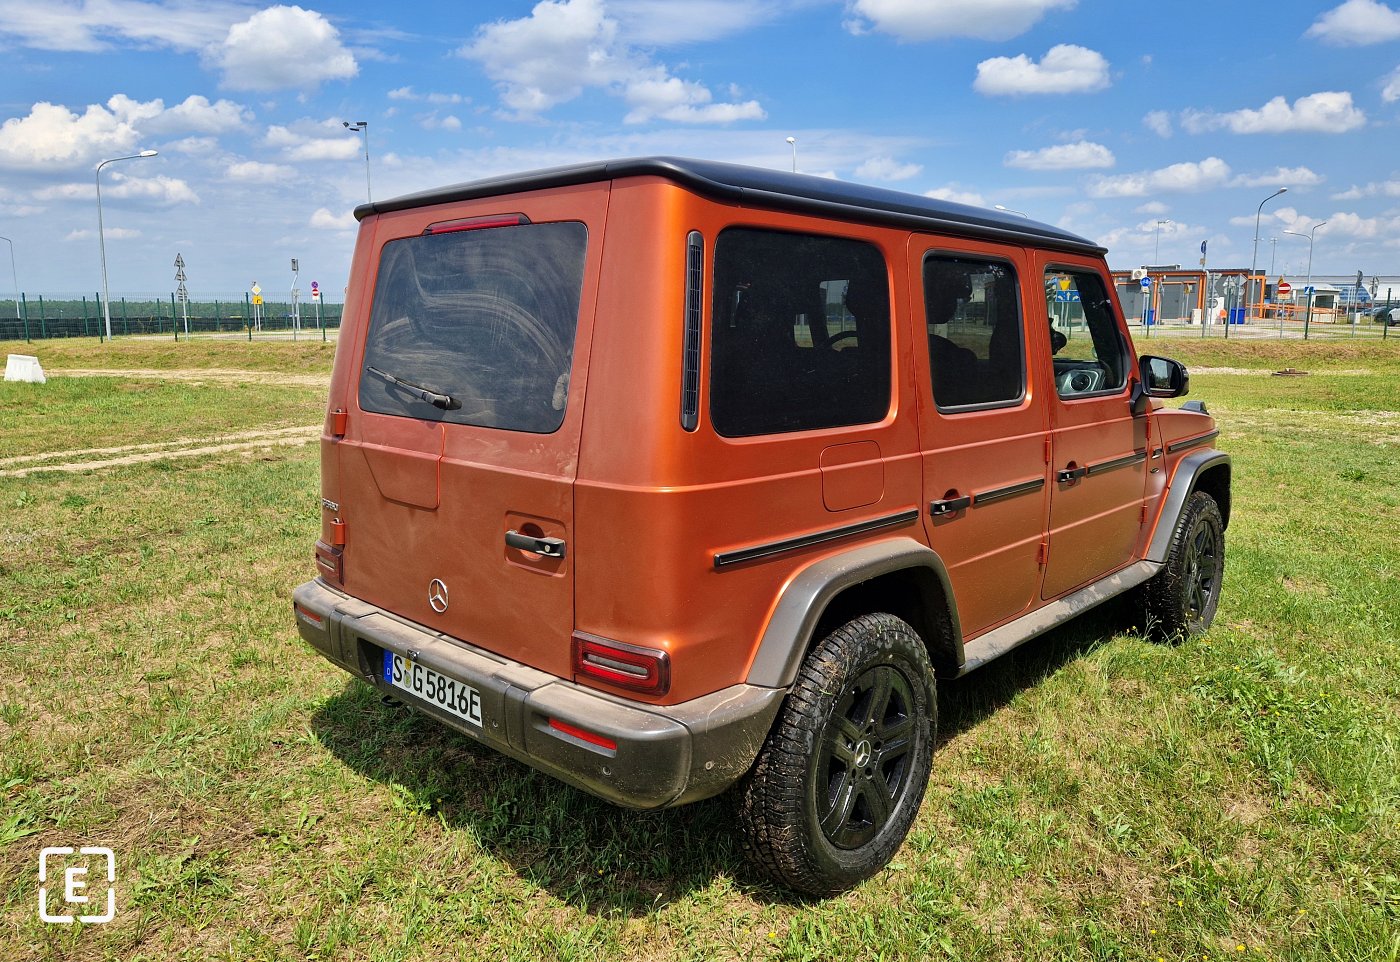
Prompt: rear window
<box><xmin>358</xmin><ymin>221</ymin><xmax>587</xmax><ymax>434</ymax></box>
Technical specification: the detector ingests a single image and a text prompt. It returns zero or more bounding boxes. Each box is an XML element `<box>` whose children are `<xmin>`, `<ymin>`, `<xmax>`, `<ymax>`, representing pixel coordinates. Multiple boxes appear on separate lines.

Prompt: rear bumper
<box><xmin>292</xmin><ymin>579</ymin><xmax>784</xmax><ymax>809</ymax></box>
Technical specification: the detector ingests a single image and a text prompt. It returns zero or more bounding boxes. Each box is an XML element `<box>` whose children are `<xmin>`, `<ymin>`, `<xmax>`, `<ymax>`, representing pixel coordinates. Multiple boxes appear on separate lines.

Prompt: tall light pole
<box><xmin>1153</xmin><ymin>219</ymin><xmax>1171</xmax><ymax>264</ymax></box>
<box><xmin>1284</xmin><ymin>222</ymin><xmax>1326</xmax><ymax>325</ymax></box>
<box><xmin>97</xmin><ymin>149</ymin><xmax>158</xmax><ymax>341</ymax></box>
<box><xmin>0</xmin><ymin>235</ymin><xmax>19</xmax><ymax>330</ymax></box>
<box><xmin>785</xmin><ymin>136</ymin><xmax>797</xmax><ymax>173</ymax></box>
<box><xmin>344</xmin><ymin>121</ymin><xmax>371</xmax><ymax>202</ymax></box>
<box><xmin>1240</xmin><ymin>187</ymin><xmax>1288</xmax><ymax>338</ymax></box>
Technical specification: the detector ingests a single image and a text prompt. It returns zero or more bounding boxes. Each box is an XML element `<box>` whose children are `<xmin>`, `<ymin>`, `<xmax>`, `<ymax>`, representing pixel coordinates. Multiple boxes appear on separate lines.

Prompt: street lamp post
<box><xmin>1153</xmin><ymin>219</ymin><xmax>1170</xmax><ymax>264</ymax></box>
<box><xmin>1283</xmin><ymin>222</ymin><xmax>1326</xmax><ymax>341</ymax></box>
<box><xmin>344</xmin><ymin>121</ymin><xmax>371</xmax><ymax>203</ymax></box>
<box><xmin>785</xmin><ymin>136</ymin><xmax>797</xmax><ymax>173</ymax></box>
<box><xmin>0</xmin><ymin>234</ymin><xmax>20</xmax><ymax>339</ymax></box>
<box><xmin>97</xmin><ymin>149</ymin><xmax>158</xmax><ymax>341</ymax></box>
<box><xmin>1240</xmin><ymin>187</ymin><xmax>1288</xmax><ymax>339</ymax></box>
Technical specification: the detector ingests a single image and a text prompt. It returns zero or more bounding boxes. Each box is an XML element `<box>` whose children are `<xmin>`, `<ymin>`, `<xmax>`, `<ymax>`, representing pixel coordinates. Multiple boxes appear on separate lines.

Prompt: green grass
<box><xmin>1</xmin><ymin>340</ymin><xmax>1397</xmax><ymax>961</ymax></box>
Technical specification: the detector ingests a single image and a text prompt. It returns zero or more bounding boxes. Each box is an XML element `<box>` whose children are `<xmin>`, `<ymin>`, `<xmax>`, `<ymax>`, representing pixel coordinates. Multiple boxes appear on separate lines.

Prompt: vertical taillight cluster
<box><xmin>571</xmin><ymin>632</ymin><xmax>670</xmax><ymax>696</ymax></box>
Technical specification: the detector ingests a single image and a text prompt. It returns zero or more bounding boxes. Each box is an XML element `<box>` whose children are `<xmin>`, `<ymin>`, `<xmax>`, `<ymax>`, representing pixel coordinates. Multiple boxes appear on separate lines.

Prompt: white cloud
<box><xmin>0</xmin><ymin>101</ymin><xmax>139</xmax><ymax>169</ymax></box>
<box><xmin>1231</xmin><ymin>166</ymin><xmax>1323</xmax><ymax>189</ymax></box>
<box><xmin>1331</xmin><ymin>180</ymin><xmax>1400</xmax><ymax>199</ymax></box>
<box><xmin>265</xmin><ymin>121</ymin><xmax>361</xmax><ymax>161</ymax></box>
<box><xmin>1004</xmin><ymin>140</ymin><xmax>1114</xmax><ymax>170</ymax></box>
<box><xmin>974</xmin><ymin>45</ymin><xmax>1110</xmax><ymax>96</ymax></box>
<box><xmin>388</xmin><ymin>86</ymin><xmax>466</xmax><ymax>105</ymax></box>
<box><xmin>846</xmin><ymin>0</ymin><xmax>1076</xmax><ymax>41</ymax></box>
<box><xmin>610</xmin><ymin>0</ymin><xmax>787</xmax><ymax>44</ymax></box>
<box><xmin>309</xmin><ymin>207</ymin><xmax>356</xmax><ymax>230</ymax></box>
<box><xmin>135</xmin><ymin>95</ymin><xmax>252</xmax><ymax>134</ymax></box>
<box><xmin>211</xmin><ymin>5</ymin><xmax>358</xmax><ymax>92</ymax></box>
<box><xmin>1181</xmin><ymin>92</ymin><xmax>1366</xmax><ymax>134</ymax></box>
<box><xmin>1135</xmin><ymin>201</ymin><xmax>1169</xmax><ymax>215</ymax></box>
<box><xmin>924</xmin><ymin>185</ymin><xmax>986</xmax><ymax>207</ymax></box>
<box><xmin>103</xmin><ymin>173</ymin><xmax>200</xmax><ymax>205</ymax></box>
<box><xmin>1384</xmin><ymin>66</ymin><xmax>1400</xmax><ymax>102</ymax></box>
<box><xmin>855</xmin><ymin>156</ymin><xmax>923</xmax><ymax>181</ymax></box>
<box><xmin>1305</xmin><ymin>0</ymin><xmax>1400</xmax><ymax>45</ymax></box>
<box><xmin>1143</xmin><ymin>110</ymin><xmax>1172</xmax><ymax>138</ymax></box>
<box><xmin>419</xmin><ymin>113</ymin><xmax>464</xmax><ymax>131</ymax></box>
<box><xmin>226</xmin><ymin>160</ymin><xmax>297</xmax><ymax>182</ymax></box>
<box><xmin>1088</xmin><ymin>157</ymin><xmax>1232</xmax><ymax>198</ymax></box>
<box><xmin>0</xmin><ymin>0</ymin><xmax>242</xmax><ymax>53</ymax></box>
<box><xmin>66</xmin><ymin>227</ymin><xmax>141</xmax><ymax>241</ymax></box>
<box><xmin>459</xmin><ymin>0</ymin><xmax>764</xmax><ymax>124</ymax></box>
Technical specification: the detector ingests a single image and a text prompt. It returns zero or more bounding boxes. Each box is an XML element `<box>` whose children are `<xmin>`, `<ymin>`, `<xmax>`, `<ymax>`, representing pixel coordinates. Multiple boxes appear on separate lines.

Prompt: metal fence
<box><xmin>0</xmin><ymin>293</ymin><xmax>343</xmax><ymax>342</ymax></box>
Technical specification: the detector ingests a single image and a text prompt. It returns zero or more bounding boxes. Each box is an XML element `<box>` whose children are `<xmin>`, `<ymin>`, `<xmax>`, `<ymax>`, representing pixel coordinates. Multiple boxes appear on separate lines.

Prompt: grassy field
<box><xmin>0</xmin><ymin>338</ymin><xmax>1396</xmax><ymax>961</ymax></box>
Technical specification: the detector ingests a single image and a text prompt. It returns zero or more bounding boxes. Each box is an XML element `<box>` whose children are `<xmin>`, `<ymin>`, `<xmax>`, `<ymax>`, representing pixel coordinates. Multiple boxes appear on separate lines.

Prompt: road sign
<box><xmin>1277</xmin><ymin>280</ymin><xmax>1292</xmax><ymax>297</ymax></box>
<box><xmin>174</xmin><ymin>253</ymin><xmax>185</xmax><ymax>269</ymax></box>
<box><xmin>253</xmin><ymin>295</ymin><xmax>264</xmax><ymax>305</ymax></box>
<box><xmin>1140</xmin><ymin>276</ymin><xmax>1152</xmax><ymax>289</ymax></box>
<box><xmin>251</xmin><ymin>283</ymin><xmax>261</xmax><ymax>295</ymax></box>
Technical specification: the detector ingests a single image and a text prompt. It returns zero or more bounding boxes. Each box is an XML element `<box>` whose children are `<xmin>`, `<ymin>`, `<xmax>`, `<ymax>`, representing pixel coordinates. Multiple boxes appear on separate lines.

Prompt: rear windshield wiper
<box><xmin>365</xmin><ymin>366</ymin><xmax>462</xmax><ymax>411</ymax></box>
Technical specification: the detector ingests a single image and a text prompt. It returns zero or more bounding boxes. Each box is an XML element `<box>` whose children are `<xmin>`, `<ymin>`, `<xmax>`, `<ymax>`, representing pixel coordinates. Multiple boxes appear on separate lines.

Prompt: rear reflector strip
<box><xmin>548</xmin><ymin>718</ymin><xmax>618</xmax><ymax>752</ymax></box>
<box><xmin>294</xmin><ymin>603</ymin><xmax>323</xmax><ymax>628</ymax></box>
<box><xmin>424</xmin><ymin>213</ymin><xmax>529</xmax><ymax>235</ymax></box>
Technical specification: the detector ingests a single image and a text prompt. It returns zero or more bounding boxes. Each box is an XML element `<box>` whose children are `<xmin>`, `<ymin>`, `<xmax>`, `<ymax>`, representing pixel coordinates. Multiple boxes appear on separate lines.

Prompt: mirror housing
<box><xmin>1139</xmin><ymin>355</ymin><xmax>1189</xmax><ymax>398</ymax></box>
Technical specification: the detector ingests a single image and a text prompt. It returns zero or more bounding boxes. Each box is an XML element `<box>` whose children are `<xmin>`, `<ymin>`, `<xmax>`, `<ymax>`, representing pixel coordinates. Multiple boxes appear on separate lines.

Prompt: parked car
<box><xmin>292</xmin><ymin>157</ymin><xmax>1230</xmax><ymax>896</ymax></box>
<box><xmin>1368</xmin><ymin>304</ymin><xmax>1400</xmax><ymax>325</ymax></box>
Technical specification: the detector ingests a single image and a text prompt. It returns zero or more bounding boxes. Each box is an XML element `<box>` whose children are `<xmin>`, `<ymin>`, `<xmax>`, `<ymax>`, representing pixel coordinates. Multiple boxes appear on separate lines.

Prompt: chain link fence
<box><xmin>0</xmin><ymin>293</ymin><xmax>342</xmax><ymax>342</ymax></box>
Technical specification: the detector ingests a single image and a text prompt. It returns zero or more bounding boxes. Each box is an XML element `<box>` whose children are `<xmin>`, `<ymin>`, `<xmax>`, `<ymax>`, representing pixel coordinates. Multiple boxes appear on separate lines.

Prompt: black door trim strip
<box><xmin>971</xmin><ymin>476</ymin><xmax>1046</xmax><ymax>506</ymax></box>
<box><xmin>1167</xmin><ymin>430</ymin><xmax>1220</xmax><ymax>454</ymax></box>
<box><xmin>1086</xmin><ymin>451</ymin><xmax>1148</xmax><ymax>476</ymax></box>
<box><xmin>714</xmin><ymin>508</ymin><xmax>920</xmax><ymax>569</ymax></box>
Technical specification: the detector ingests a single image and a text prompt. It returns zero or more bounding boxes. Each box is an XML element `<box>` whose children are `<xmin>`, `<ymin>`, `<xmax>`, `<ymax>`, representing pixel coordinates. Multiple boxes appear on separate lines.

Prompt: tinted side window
<box><xmin>359</xmin><ymin>222</ymin><xmax>587</xmax><ymax>434</ymax></box>
<box><xmin>710</xmin><ymin>229</ymin><xmax>890</xmax><ymax>437</ymax></box>
<box><xmin>1045</xmin><ymin>269</ymin><xmax>1128</xmax><ymax>398</ymax></box>
<box><xmin>923</xmin><ymin>255</ymin><xmax>1024</xmax><ymax>408</ymax></box>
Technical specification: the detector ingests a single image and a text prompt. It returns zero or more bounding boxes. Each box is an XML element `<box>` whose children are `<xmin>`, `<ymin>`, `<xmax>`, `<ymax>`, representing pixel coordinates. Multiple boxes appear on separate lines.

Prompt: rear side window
<box><xmin>923</xmin><ymin>255</ymin><xmax>1024</xmax><ymax>409</ymax></box>
<box><xmin>359</xmin><ymin>221</ymin><xmax>587</xmax><ymax>433</ymax></box>
<box><xmin>710</xmin><ymin>228</ymin><xmax>890</xmax><ymax>437</ymax></box>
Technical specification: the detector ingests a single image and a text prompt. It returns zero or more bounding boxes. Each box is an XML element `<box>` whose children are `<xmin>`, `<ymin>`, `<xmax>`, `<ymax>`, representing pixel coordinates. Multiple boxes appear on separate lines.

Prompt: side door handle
<box><xmin>1057</xmin><ymin>465</ymin><xmax>1088</xmax><ymax>483</ymax></box>
<box><xmin>505</xmin><ymin>530</ymin><xmax>567</xmax><ymax>559</ymax></box>
<box><xmin>929</xmin><ymin>494</ymin><xmax>972</xmax><ymax>517</ymax></box>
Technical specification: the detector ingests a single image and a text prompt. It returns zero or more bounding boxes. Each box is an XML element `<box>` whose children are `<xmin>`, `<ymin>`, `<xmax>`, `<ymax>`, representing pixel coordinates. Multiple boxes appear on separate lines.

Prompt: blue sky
<box><xmin>2</xmin><ymin>0</ymin><xmax>1399</xmax><ymax>296</ymax></box>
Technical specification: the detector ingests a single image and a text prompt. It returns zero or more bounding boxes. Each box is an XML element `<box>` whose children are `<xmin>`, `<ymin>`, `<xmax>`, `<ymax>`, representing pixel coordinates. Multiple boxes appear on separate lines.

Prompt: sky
<box><xmin>2</xmin><ymin>0</ymin><xmax>1399</xmax><ymax>297</ymax></box>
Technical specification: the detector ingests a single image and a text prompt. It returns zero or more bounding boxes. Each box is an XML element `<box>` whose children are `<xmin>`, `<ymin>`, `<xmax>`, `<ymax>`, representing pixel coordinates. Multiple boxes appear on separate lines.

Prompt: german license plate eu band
<box><xmin>382</xmin><ymin>650</ymin><xmax>483</xmax><ymax>727</ymax></box>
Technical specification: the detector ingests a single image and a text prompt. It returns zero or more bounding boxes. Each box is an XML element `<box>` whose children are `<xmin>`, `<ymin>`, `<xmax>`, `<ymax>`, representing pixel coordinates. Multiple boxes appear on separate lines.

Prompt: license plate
<box><xmin>382</xmin><ymin>650</ymin><xmax>482</xmax><ymax>727</ymax></box>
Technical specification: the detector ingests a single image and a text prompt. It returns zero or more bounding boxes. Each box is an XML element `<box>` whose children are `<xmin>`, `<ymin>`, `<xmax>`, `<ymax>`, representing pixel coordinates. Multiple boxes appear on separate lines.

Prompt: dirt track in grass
<box><xmin>0</xmin><ymin>425</ymin><xmax>320</xmax><ymax>477</ymax></box>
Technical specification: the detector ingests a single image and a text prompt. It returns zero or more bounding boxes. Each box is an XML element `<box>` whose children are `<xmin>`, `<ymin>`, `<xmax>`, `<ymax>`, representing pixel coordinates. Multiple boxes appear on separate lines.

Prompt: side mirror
<box><xmin>1139</xmin><ymin>355</ymin><xmax>1189</xmax><ymax>398</ymax></box>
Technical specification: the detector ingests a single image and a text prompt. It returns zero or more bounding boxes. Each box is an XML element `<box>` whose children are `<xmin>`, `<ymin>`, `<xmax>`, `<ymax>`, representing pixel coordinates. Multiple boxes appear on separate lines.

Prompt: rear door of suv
<box><xmin>333</xmin><ymin>186</ymin><xmax>608</xmax><ymax>680</ymax></box>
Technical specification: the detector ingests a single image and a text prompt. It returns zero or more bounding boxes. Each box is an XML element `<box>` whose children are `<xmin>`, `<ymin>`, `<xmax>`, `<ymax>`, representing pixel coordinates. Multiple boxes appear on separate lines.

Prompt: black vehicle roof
<box><xmin>356</xmin><ymin>156</ymin><xmax>1104</xmax><ymax>256</ymax></box>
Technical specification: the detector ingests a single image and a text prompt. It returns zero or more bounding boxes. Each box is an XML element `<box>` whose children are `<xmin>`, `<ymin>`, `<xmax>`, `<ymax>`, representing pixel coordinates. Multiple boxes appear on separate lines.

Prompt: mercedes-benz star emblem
<box><xmin>428</xmin><ymin>578</ymin><xmax>449</xmax><ymax>613</ymax></box>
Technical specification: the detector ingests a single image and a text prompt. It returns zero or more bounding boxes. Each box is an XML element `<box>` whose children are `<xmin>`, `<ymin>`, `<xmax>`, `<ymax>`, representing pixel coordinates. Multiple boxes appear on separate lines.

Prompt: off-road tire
<box><xmin>1145</xmin><ymin>490</ymin><xmax>1225</xmax><ymax>640</ymax></box>
<box><xmin>736</xmin><ymin>612</ymin><xmax>936</xmax><ymax>896</ymax></box>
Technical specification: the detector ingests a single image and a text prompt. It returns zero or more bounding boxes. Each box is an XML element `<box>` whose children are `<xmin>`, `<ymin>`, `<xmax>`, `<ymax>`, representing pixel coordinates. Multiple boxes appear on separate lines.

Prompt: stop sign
<box><xmin>1277</xmin><ymin>280</ymin><xmax>1292</xmax><ymax>297</ymax></box>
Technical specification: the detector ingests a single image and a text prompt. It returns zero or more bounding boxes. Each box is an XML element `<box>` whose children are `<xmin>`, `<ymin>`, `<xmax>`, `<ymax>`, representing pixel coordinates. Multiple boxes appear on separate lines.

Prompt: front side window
<box><xmin>710</xmin><ymin>228</ymin><xmax>890</xmax><ymax>437</ymax></box>
<box><xmin>1045</xmin><ymin>268</ymin><xmax>1128</xmax><ymax>399</ymax></box>
<box><xmin>359</xmin><ymin>221</ymin><xmax>587</xmax><ymax>433</ymax></box>
<box><xmin>923</xmin><ymin>255</ymin><xmax>1024</xmax><ymax>409</ymax></box>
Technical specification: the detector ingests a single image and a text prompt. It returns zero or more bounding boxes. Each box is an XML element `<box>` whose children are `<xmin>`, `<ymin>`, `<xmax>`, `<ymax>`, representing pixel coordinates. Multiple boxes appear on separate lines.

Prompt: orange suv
<box><xmin>293</xmin><ymin>158</ymin><xmax>1229</xmax><ymax>895</ymax></box>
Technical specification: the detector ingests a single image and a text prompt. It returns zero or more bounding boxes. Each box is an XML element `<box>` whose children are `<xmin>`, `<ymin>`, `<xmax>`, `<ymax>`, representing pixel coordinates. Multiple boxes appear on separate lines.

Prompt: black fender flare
<box><xmin>1147</xmin><ymin>450</ymin><xmax>1232</xmax><ymax>564</ymax></box>
<box><xmin>744</xmin><ymin>537</ymin><xmax>963</xmax><ymax>689</ymax></box>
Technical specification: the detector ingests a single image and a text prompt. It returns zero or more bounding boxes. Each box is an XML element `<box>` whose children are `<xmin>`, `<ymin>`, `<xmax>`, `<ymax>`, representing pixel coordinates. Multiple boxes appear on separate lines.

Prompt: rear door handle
<box><xmin>505</xmin><ymin>530</ymin><xmax>567</xmax><ymax>559</ymax></box>
<box><xmin>1057</xmin><ymin>465</ymin><xmax>1088</xmax><ymax>483</ymax></box>
<box><xmin>929</xmin><ymin>495</ymin><xmax>972</xmax><ymax>517</ymax></box>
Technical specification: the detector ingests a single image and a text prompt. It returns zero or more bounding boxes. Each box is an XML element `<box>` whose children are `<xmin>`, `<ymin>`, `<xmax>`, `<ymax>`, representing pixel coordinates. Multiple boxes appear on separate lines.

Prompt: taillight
<box><xmin>571</xmin><ymin>632</ymin><xmax>670</xmax><ymax>696</ymax></box>
<box><xmin>314</xmin><ymin>540</ymin><xmax>343</xmax><ymax>583</ymax></box>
